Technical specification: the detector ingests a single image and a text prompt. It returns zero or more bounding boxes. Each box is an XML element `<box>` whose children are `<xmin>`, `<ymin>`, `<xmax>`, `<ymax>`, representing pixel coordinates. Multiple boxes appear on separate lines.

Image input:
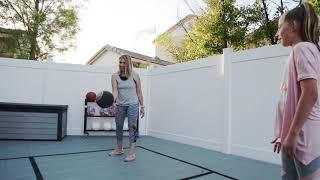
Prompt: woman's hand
<box><xmin>140</xmin><ymin>107</ymin><xmax>145</xmax><ymax>118</ymax></box>
<box><xmin>271</xmin><ymin>137</ymin><xmax>281</xmax><ymax>154</ymax></box>
<box><xmin>282</xmin><ymin>132</ymin><xmax>298</xmax><ymax>159</ymax></box>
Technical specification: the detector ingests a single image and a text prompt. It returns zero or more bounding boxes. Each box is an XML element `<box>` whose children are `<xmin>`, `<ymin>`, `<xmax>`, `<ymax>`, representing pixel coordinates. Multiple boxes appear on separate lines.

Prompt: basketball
<box><xmin>86</xmin><ymin>92</ymin><xmax>96</xmax><ymax>102</ymax></box>
<box><xmin>96</xmin><ymin>91</ymin><xmax>114</xmax><ymax>108</ymax></box>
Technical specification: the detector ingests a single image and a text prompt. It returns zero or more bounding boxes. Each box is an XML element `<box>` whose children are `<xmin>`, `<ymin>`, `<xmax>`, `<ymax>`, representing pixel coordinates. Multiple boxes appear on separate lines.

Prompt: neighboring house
<box><xmin>0</xmin><ymin>27</ymin><xmax>29</xmax><ymax>59</ymax></box>
<box><xmin>86</xmin><ymin>44</ymin><xmax>173</xmax><ymax>68</ymax></box>
<box><xmin>154</xmin><ymin>14</ymin><xmax>196</xmax><ymax>63</ymax></box>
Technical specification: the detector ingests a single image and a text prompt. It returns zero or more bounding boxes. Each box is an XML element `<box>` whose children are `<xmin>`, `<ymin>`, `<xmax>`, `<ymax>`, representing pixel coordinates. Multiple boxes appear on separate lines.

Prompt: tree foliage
<box><xmin>0</xmin><ymin>0</ymin><xmax>81</xmax><ymax>60</ymax></box>
<box><xmin>155</xmin><ymin>0</ymin><xmax>307</xmax><ymax>62</ymax></box>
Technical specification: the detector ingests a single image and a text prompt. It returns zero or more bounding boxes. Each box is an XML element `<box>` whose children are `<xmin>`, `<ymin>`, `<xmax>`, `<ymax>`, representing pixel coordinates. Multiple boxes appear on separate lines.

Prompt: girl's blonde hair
<box><xmin>119</xmin><ymin>54</ymin><xmax>133</xmax><ymax>77</ymax></box>
<box><xmin>283</xmin><ymin>2</ymin><xmax>319</xmax><ymax>50</ymax></box>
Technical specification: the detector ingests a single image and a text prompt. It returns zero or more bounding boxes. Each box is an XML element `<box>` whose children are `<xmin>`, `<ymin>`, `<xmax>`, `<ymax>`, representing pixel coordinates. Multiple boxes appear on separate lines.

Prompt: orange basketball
<box><xmin>86</xmin><ymin>92</ymin><xmax>96</xmax><ymax>102</ymax></box>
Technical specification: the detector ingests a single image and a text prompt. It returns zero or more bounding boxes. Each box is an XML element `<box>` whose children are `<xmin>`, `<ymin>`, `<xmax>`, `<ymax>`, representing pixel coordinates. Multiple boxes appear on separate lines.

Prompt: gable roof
<box><xmin>86</xmin><ymin>44</ymin><xmax>173</xmax><ymax>66</ymax></box>
<box><xmin>164</xmin><ymin>14</ymin><xmax>196</xmax><ymax>34</ymax></box>
<box><xmin>152</xmin><ymin>14</ymin><xmax>196</xmax><ymax>44</ymax></box>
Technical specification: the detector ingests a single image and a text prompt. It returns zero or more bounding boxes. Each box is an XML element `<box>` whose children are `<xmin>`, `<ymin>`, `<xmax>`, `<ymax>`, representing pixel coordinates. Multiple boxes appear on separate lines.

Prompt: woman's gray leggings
<box><xmin>115</xmin><ymin>104</ymin><xmax>139</xmax><ymax>143</ymax></box>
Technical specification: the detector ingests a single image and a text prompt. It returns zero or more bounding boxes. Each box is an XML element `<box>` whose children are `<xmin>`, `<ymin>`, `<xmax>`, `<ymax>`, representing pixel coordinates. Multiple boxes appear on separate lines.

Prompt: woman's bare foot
<box><xmin>108</xmin><ymin>148</ymin><xmax>124</xmax><ymax>156</ymax></box>
<box><xmin>124</xmin><ymin>153</ymin><xmax>136</xmax><ymax>162</ymax></box>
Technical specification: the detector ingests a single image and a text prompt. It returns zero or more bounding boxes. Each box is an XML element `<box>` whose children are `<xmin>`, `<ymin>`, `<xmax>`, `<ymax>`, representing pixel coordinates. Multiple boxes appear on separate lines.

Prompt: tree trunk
<box><xmin>221</xmin><ymin>0</ymin><xmax>228</xmax><ymax>48</ymax></box>
<box><xmin>262</xmin><ymin>0</ymin><xmax>276</xmax><ymax>45</ymax></box>
<box><xmin>29</xmin><ymin>33</ymin><xmax>37</xmax><ymax>60</ymax></box>
<box><xmin>280</xmin><ymin>0</ymin><xmax>284</xmax><ymax>15</ymax></box>
<box><xmin>29</xmin><ymin>0</ymin><xmax>40</xmax><ymax>60</ymax></box>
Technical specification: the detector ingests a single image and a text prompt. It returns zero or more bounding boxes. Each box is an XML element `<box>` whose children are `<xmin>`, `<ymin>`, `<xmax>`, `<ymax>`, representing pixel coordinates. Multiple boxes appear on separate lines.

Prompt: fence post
<box><xmin>223</xmin><ymin>48</ymin><xmax>233</xmax><ymax>154</ymax></box>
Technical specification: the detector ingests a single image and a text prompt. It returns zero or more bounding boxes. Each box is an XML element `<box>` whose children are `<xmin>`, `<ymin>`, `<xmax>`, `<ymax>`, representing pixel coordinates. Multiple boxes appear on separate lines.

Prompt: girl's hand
<box><xmin>271</xmin><ymin>137</ymin><xmax>281</xmax><ymax>154</ymax></box>
<box><xmin>282</xmin><ymin>133</ymin><xmax>298</xmax><ymax>159</ymax></box>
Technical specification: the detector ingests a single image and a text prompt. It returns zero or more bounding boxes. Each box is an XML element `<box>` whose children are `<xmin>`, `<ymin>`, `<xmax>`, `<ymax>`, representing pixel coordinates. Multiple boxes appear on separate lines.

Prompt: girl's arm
<box><xmin>284</xmin><ymin>79</ymin><xmax>318</xmax><ymax>158</ymax></box>
<box><xmin>288</xmin><ymin>79</ymin><xmax>318</xmax><ymax>135</ymax></box>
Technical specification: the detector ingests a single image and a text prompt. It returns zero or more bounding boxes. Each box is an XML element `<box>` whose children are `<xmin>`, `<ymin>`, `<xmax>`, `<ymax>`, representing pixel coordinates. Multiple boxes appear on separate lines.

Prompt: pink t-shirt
<box><xmin>275</xmin><ymin>42</ymin><xmax>320</xmax><ymax>165</ymax></box>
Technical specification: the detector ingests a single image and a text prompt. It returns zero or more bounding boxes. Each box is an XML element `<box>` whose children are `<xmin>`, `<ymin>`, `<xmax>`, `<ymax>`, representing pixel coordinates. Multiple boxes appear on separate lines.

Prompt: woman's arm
<box><xmin>111</xmin><ymin>74</ymin><xmax>118</xmax><ymax>103</ymax></box>
<box><xmin>133</xmin><ymin>73</ymin><xmax>144</xmax><ymax>107</ymax></box>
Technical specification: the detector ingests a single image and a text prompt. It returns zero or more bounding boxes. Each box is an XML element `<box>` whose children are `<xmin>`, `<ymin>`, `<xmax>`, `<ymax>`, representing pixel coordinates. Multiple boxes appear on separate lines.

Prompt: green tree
<box><xmin>155</xmin><ymin>0</ymin><xmax>301</xmax><ymax>62</ymax></box>
<box><xmin>156</xmin><ymin>0</ymin><xmax>262</xmax><ymax>62</ymax></box>
<box><xmin>245</xmin><ymin>0</ymin><xmax>281</xmax><ymax>48</ymax></box>
<box><xmin>0</xmin><ymin>27</ymin><xmax>29</xmax><ymax>59</ymax></box>
<box><xmin>155</xmin><ymin>32</ymin><xmax>181</xmax><ymax>61</ymax></box>
<box><xmin>0</xmin><ymin>0</ymin><xmax>81</xmax><ymax>60</ymax></box>
<box><xmin>308</xmin><ymin>0</ymin><xmax>320</xmax><ymax>13</ymax></box>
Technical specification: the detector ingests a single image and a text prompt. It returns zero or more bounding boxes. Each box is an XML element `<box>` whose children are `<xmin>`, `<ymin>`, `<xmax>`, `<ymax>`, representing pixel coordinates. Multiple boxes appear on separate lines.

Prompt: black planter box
<box><xmin>0</xmin><ymin>102</ymin><xmax>68</xmax><ymax>141</ymax></box>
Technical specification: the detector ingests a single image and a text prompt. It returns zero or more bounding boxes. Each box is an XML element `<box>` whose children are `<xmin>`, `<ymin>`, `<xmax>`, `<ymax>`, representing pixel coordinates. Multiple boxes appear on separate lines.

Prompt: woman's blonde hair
<box><xmin>119</xmin><ymin>54</ymin><xmax>133</xmax><ymax>77</ymax></box>
<box><xmin>283</xmin><ymin>2</ymin><xmax>319</xmax><ymax>50</ymax></box>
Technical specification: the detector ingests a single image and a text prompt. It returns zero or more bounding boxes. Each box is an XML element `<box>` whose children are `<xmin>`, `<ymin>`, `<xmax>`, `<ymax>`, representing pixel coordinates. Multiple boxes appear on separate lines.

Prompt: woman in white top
<box><xmin>109</xmin><ymin>54</ymin><xmax>145</xmax><ymax>162</ymax></box>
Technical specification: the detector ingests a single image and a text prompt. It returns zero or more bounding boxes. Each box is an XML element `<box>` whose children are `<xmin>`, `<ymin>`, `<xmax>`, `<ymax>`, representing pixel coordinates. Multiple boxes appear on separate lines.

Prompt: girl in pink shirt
<box><xmin>272</xmin><ymin>2</ymin><xmax>320</xmax><ymax>180</ymax></box>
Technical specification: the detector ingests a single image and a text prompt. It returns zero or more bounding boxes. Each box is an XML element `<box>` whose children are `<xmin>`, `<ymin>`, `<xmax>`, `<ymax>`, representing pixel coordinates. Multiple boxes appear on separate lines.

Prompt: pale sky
<box><xmin>53</xmin><ymin>0</ymin><xmax>205</xmax><ymax>64</ymax></box>
<box><xmin>53</xmin><ymin>0</ymin><xmax>296</xmax><ymax>64</ymax></box>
